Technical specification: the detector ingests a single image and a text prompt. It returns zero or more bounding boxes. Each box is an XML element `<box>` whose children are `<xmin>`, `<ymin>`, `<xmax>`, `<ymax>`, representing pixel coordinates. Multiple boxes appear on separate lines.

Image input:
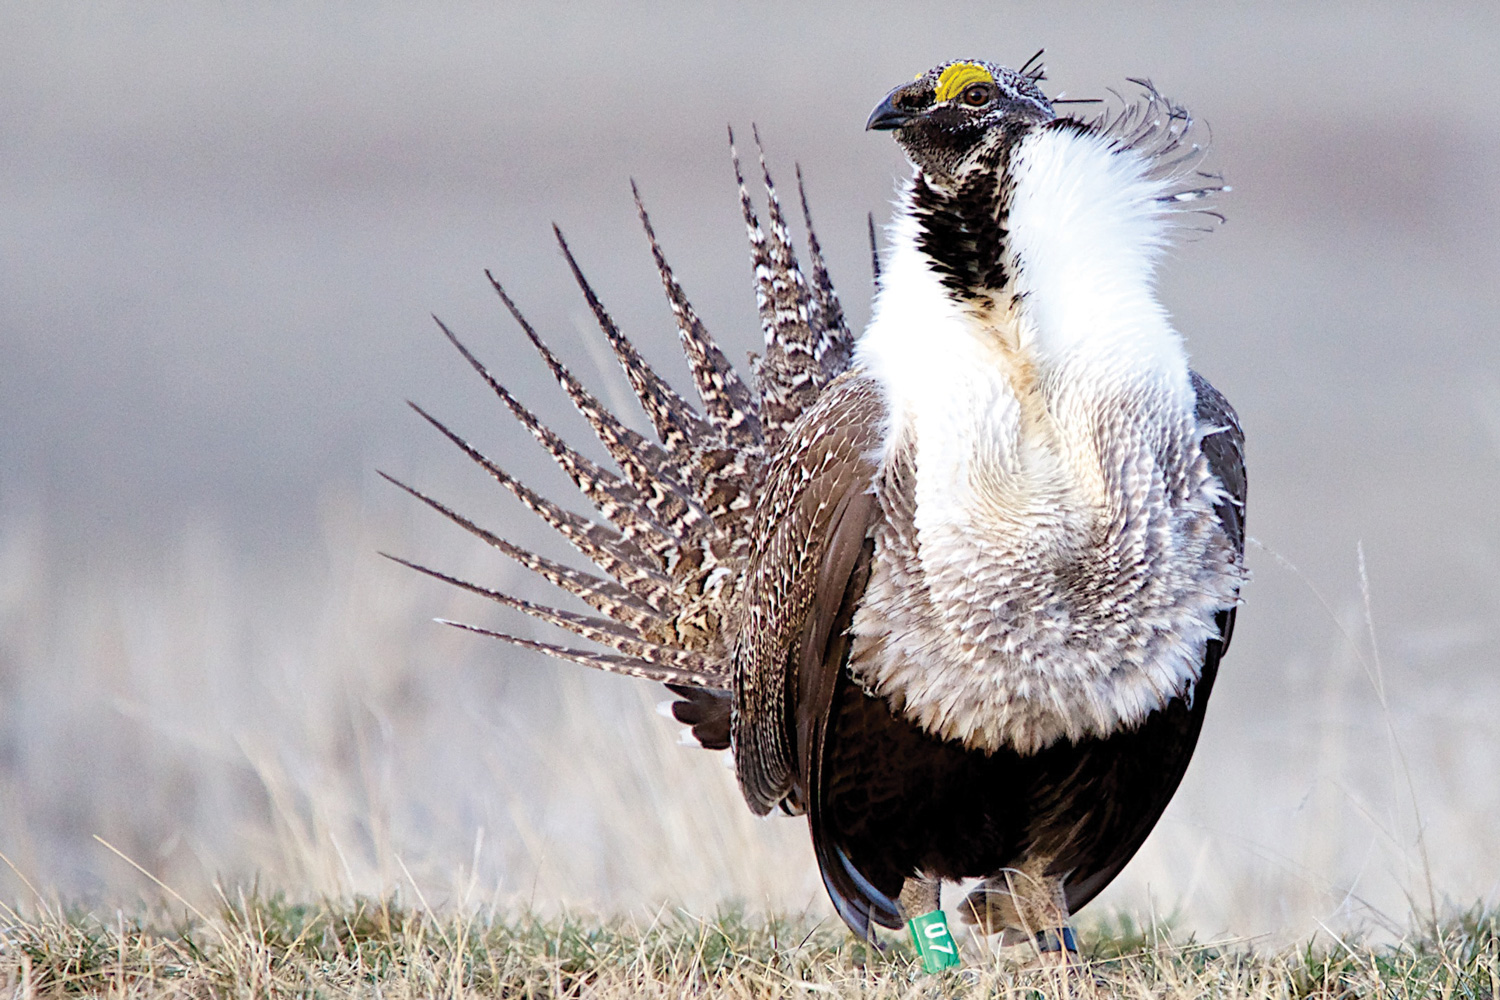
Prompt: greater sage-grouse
<box><xmin>390</xmin><ymin>57</ymin><xmax>1246</xmax><ymax>954</ymax></box>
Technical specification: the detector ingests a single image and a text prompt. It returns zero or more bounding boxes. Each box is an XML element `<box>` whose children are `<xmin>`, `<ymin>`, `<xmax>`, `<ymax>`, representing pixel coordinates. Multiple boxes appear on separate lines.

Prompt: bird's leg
<box><xmin>961</xmin><ymin>859</ymin><xmax>1077</xmax><ymax>968</ymax></box>
<box><xmin>900</xmin><ymin>875</ymin><xmax>965</xmax><ymax>973</ymax></box>
<box><xmin>898</xmin><ymin>874</ymin><xmax>942</xmax><ymax>920</ymax></box>
<box><xmin>1008</xmin><ymin>860</ymin><xmax>1076</xmax><ymax>971</ymax></box>
<box><xmin>958</xmin><ymin>876</ymin><xmax>1019</xmax><ymax>935</ymax></box>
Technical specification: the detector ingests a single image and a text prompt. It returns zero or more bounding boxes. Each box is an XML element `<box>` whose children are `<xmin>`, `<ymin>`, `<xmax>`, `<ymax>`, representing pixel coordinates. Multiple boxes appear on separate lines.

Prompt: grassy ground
<box><xmin>2</xmin><ymin>893</ymin><xmax>1496</xmax><ymax>998</ymax></box>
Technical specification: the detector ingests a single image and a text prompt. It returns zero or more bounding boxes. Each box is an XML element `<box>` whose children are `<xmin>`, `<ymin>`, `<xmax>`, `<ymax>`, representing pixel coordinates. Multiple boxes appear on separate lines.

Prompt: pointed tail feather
<box><xmin>631</xmin><ymin>182</ymin><xmax>762</xmax><ymax>450</ymax></box>
<box><xmin>728</xmin><ymin>130</ymin><xmax>777</xmax><ymax>360</ymax></box>
<box><xmin>553</xmin><ymin>226</ymin><xmax>711</xmax><ymax>456</ymax></box>
<box><xmin>398</xmin><ymin>141</ymin><xmax>853</xmax><ymax>714</ymax></box>
<box><xmin>406</xmin><ymin>402</ymin><xmax>670</xmax><ymax>583</ymax></box>
<box><xmin>732</xmin><ymin>127</ymin><xmax>841</xmax><ymax>444</ymax></box>
<box><xmin>430</xmin><ymin>316</ymin><xmax>683</xmax><ymax>561</ymax></box>
<box><xmin>484</xmin><ymin>271</ymin><xmax>702</xmax><ymax>506</ymax></box>
<box><xmin>380</xmin><ymin>472</ymin><xmax>672</xmax><ymax>636</ymax></box>
<box><xmin>752</xmin><ymin>127</ymin><xmax>818</xmax><ymax>369</ymax></box>
<box><xmin>483</xmin><ymin>276</ymin><xmax>715</xmax><ymax>579</ymax></box>
<box><xmin>795</xmin><ymin>164</ymin><xmax>854</xmax><ymax>380</ymax></box>
<box><xmin>438</xmin><ymin>619</ymin><xmax>727</xmax><ymax>688</ymax></box>
<box><xmin>385</xmin><ymin>554</ymin><xmax>714</xmax><ymax>672</ymax></box>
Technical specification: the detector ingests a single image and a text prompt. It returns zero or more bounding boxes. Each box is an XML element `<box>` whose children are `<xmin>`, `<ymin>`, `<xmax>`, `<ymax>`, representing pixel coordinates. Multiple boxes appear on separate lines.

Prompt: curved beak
<box><xmin>866</xmin><ymin>85</ymin><xmax>920</xmax><ymax>131</ymax></box>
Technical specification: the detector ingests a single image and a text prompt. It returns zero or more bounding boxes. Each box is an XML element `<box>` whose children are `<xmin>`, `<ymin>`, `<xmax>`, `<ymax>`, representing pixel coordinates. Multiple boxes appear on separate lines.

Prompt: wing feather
<box><xmin>1191</xmin><ymin>369</ymin><xmax>1246</xmax><ymax>652</ymax></box>
<box><xmin>732</xmin><ymin>372</ymin><xmax>886</xmax><ymax>814</ymax></box>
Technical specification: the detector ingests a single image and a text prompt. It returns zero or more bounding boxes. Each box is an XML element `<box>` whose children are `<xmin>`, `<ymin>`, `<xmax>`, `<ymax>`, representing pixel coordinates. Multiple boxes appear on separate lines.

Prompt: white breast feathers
<box><xmin>849</xmin><ymin>124</ymin><xmax>1244</xmax><ymax>754</ymax></box>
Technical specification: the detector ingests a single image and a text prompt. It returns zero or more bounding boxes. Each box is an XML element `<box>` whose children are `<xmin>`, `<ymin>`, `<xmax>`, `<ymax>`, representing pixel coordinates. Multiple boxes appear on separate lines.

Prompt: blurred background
<box><xmin>2</xmin><ymin>3</ymin><xmax>1498</xmax><ymax>942</ymax></box>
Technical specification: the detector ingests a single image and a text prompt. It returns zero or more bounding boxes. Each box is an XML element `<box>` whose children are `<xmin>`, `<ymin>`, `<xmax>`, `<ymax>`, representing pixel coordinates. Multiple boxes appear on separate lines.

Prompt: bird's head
<box><xmin>866</xmin><ymin>60</ymin><xmax>1055</xmax><ymax>184</ymax></box>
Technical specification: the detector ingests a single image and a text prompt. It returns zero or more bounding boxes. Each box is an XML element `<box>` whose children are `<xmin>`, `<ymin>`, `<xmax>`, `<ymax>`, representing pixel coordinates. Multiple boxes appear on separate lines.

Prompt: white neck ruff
<box><xmin>848</xmin><ymin>124</ymin><xmax>1241</xmax><ymax>753</ymax></box>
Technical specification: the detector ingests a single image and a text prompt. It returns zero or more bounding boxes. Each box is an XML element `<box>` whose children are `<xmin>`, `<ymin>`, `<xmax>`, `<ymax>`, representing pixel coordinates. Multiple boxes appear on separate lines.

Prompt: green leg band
<box><xmin>907</xmin><ymin>910</ymin><xmax>961</xmax><ymax>972</ymax></box>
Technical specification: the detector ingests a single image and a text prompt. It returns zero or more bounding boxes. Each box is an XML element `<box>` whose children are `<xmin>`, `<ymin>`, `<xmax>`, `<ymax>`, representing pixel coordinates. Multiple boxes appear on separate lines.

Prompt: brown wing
<box><xmin>731</xmin><ymin>373</ymin><xmax>885</xmax><ymax>816</ymax></box>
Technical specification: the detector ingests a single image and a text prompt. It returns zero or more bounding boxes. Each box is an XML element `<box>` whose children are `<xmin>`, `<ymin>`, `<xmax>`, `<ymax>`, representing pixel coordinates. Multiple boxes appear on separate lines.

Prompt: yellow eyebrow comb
<box><xmin>934</xmin><ymin>62</ymin><xmax>994</xmax><ymax>103</ymax></box>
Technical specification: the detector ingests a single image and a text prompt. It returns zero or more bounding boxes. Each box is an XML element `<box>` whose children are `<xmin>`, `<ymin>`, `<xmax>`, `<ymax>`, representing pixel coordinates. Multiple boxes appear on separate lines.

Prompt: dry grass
<box><xmin>2</xmin><ymin>893</ymin><xmax>1498</xmax><ymax>998</ymax></box>
<box><xmin>1</xmin><ymin>444</ymin><xmax>1498</xmax><ymax>997</ymax></box>
<box><xmin>1</xmin><ymin>472</ymin><xmax>1498</xmax><ymax>996</ymax></box>
<box><xmin>4</xmin><ymin>498</ymin><xmax>1498</xmax><ymax>938</ymax></box>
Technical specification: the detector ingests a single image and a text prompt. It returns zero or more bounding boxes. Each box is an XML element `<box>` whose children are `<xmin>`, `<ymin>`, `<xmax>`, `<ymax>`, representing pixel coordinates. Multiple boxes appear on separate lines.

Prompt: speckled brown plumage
<box><xmin>390</xmin><ymin>134</ymin><xmax>850</xmax><ymax>691</ymax></box>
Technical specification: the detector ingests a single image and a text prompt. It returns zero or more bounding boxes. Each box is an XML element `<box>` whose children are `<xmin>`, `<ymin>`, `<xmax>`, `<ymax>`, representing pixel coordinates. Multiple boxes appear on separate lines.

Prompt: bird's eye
<box><xmin>962</xmin><ymin>84</ymin><xmax>991</xmax><ymax>107</ymax></box>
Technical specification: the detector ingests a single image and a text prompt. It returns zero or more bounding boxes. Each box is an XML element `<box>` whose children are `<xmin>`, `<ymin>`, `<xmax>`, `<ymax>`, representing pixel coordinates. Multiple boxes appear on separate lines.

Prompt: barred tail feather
<box><xmin>478</xmin><ymin>278</ymin><xmax>710</xmax><ymax>553</ymax></box>
<box><xmin>402</xmin><ymin>405</ymin><xmax>680</xmax><ymax>613</ymax></box>
<box><xmin>631</xmin><ymin>181</ymin><xmax>762</xmax><ymax>450</ymax></box>
<box><xmin>438</xmin><ymin>619</ymin><xmax>726</xmax><ymax>689</ymax></box>
<box><xmin>728</xmin><ymin>130</ymin><xmax>778</xmax><ymax>363</ymax></box>
<box><xmin>484</xmin><ymin>271</ymin><xmax>691</xmax><ymax>495</ymax></box>
<box><xmin>795</xmin><ymin>165</ymin><xmax>854</xmax><ymax>379</ymax></box>
<box><xmin>752</xmin><ymin>128</ymin><xmax>819</xmax><ymax>376</ymax></box>
<box><xmin>430</xmin><ymin>317</ymin><xmax>683</xmax><ymax>560</ymax></box>
<box><xmin>553</xmin><ymin>226</ymin><xmax>711</xmax><ymax>456</ymax></box>
<box><xmin>385</xmin><ymin>554</ymin><xmax>716</xmax><ymax>674</ymax></box>
<box><xmin>379</xmin><ymin>473</ymin><xmax>670</xmax><ymax>635</ymax></box>
<box><xmin>731</xmin><ymin>127</ymin><xmax>847</xmax><ymax>444</ymax></box>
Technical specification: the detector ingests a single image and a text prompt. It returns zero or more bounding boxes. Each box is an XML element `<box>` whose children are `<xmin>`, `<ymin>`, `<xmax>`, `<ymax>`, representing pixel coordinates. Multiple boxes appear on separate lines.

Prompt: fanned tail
<box><xmin>386</xmin><ymin>554</ymin><xmax>717</xmax><ymax>683</ymax></box>
<box><xmin>796</xmin><ymin>164</ymin><xmax>855</xmax><ymax>379</ymax></box>
<box><xmin>631</xmin><ymin>181</ymin><xmax>761</xmax><ymax>450</ymax></box>
<box><xmin>483</xmin><ymin>274</ymin><xmax>708</xmax><ymax>566</ymax></box>
<box><xmin>730</xmin><ymin>127</ymin><xmax>858</xmax><ymax>446</ymax></box>
<box><xmin>404</xmin><ymin>401</ymin><xmax>678</xmax><ymax>615</ymax></box>
<box><xmin>380</xmin><ymin>473</ymin><xmax>669</xmax><ymax>635</ymax></box>
<box><xmin>553</xmin><ymin>225</ymin><xmax>710</xmax><ymax>457</ymax></box>
<box><xmin>389</xmin><ymin>135</ymin><xmax>856</xmax><ymax>739</ymax></box>
<box><xmin>431</xmin><ymin>316</ymin><xmax>683</xmax><ymax>567</ymax></box>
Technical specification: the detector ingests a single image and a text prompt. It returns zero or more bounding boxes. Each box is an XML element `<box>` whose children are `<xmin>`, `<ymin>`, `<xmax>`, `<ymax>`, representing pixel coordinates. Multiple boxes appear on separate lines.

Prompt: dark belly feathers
<box><xmin>813</xmin><ymin>609</ymin><xmax>1230</xmax><ymax>930</ymax></box>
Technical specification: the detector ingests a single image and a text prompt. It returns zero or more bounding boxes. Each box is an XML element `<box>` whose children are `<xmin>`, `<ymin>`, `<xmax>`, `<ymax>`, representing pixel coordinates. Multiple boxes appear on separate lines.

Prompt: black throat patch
<box><xmin>908</xmin><ymin>145</ymin><xmax>1014</xmax><ymax>300</ymax></box>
